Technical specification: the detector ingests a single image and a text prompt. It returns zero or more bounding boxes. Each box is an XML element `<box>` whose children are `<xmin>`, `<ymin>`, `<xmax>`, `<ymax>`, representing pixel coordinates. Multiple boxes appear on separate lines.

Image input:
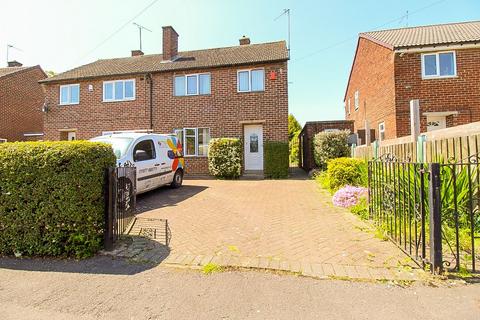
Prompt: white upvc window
<box><xmin>421</xmin><ymin>51</ymin><xmax>457</xmax><ymax>79</ymax></box>
<box><xmin>103</xmin><ymin>79</ymin><xmax>135</xmax><ymax>102</ymax></box>
<box><xmin>354</xmin><ymin>90</ymin><xmax>359</xmax><ymax>111</ymax></box>
<box><xmin>174</xmin><ymin>128</ymin><xmax>210</xmax><ymax>157</ymax></box>
<box><xmin>174</xmin><ymin>73</ymin><xmax>211</xmax><ymax>96</ymax></box>
<box><xmin>59</xmin><ymin>84</ymin><xmax>80</xmax><ymax>105</ymax></box>
<box><xmin>237</xmin><ymin>68</ymin><xmax>265</xmax><ymax>92</ymax></box>
<box><xmin>348</xmin><ymin>99</ymin><xmax>351</xmax><ymax>115</ymax></box>
<box><xmin>378</xmin><ymin>122</ymin><xmax>385</xmax><ymax>141</ymax></box>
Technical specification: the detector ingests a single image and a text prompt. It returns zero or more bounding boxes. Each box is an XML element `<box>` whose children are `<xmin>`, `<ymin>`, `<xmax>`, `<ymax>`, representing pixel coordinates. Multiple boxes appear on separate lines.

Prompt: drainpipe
<box><xmin>146</xmin><ymin>73</ymin><xmax>153</xmax><ymax>131</ymax></box>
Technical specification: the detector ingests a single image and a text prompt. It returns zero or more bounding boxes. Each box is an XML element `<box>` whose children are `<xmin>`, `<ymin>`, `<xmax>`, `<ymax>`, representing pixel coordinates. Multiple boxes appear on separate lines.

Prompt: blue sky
<box><xmin>1</xmin><ymin>0</ymin><xmax>478</xmax><ymax>125</ymax></box>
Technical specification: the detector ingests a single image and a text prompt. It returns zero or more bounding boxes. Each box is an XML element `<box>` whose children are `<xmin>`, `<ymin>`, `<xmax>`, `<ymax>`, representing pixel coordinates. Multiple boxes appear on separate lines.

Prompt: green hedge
<box><xmin>313</xmin><ymin>130</ymin><xmax>350</xmax><ymax>170</ymax></box>
<box><xmin>0</xmin><ymin>141</ymin><xmax>116</xmax><ymax>258</ymax></box>
<box><xmin>324</xmin><ymin>157</ymin><xmax>367</xmax><ymax>192</ymax></box>
<box><xmin>264</xmin><ymin>141</ymin><xmax>289</xmax><ymax>179</ymax></box>
<box><xmin>208</xmin><ymin>138</ymin><xmax>242</xmax><ymax>178</ymax></box>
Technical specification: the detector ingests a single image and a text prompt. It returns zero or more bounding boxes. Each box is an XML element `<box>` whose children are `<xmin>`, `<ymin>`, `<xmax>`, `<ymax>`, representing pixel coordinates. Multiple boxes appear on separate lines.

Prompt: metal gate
<box><xmin>105</xmin><ymin>166</ymin><xmax>137</xmax><ymax>250</ymax></box>
<box><xmin>368</xmin><ymin>155</ymin><xmax>479</xmax><ymax>275</ymax></box>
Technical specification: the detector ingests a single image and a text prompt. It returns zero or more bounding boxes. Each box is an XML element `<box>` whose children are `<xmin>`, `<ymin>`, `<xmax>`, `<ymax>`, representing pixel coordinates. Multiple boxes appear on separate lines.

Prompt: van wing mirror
<box><xmin>134</xmin><ymin>149</ymin><xmax>149</xmax><ymax>162</ymax></box>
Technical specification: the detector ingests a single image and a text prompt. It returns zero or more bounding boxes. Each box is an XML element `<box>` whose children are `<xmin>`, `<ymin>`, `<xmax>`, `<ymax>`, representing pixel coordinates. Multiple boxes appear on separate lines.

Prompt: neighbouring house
<box><xmin>298</xmin><ymin>120</ymin><xmax>354</xmax><ymax>171</ymax></box>
<box><xmin>344</xmin><ymin>20</ymin><xmax>480</xmax><ymax>143</ymax></box>
<box><xmin>40</xmin><ymin>26</ymin><xmax>289</xmax><ymax>175</ymax></box>
<box><xmin>0</xmin><ymin>61</ymin><xmax>46</xmax><ymax>142</ymax></box>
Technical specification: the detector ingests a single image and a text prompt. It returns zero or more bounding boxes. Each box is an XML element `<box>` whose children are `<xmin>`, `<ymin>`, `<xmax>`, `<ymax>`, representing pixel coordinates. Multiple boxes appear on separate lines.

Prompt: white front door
<box><xmin>67</xmin><ymin>132</ymin><xmax>76</xmax><ymax>141</ymax></box>
<box><xmin>427</xmin><ymin>116</ymin><xmax>447</xmax><ymax>132</ymax></box>
<box><xmin>244</xmin><ymin>124</ymin><xmax>264</xmax><ymax>171</ymax></box>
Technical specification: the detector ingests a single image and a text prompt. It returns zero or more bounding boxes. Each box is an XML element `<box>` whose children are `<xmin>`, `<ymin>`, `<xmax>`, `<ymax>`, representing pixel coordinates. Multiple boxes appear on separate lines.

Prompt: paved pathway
<box><xmin>105</xmin><ymin>171</ymin><xmax>425</xmax><ymax>281</ymax></box>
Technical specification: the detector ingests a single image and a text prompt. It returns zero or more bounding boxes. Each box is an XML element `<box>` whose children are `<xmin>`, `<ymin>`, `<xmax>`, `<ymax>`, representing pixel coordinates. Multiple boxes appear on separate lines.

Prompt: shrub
<box><xmin>350</xmin><ymin>197</ymin><xmax>369</xmax><ymax>220</ymax></box>
<box><xmin>264</xmin><ymin>141</ymin><xmax>289</xmax><ymax>179</ymax></box>
<box><xmin>0</xmin><ymin>141</ymin><xmax>116</xmax><ymax>258</ymax></box>
<box><xmin>332</xmin><ymin>185</ymin><xmax>368</xmax><ymax>208</ymax></box>
<box><xmin>208</xmin><ymin>138</ymin><xmax>242</xmax><ymax>178</ymax></box>
<box><xmin>326</xmin><ymin>157</ymin><xmax>367</xmax><ymax>192</ymax></box>
<box><xmin>313</xmin><ymin>130</ymin><xmax>350</xmax><ymax>170</ymax></box>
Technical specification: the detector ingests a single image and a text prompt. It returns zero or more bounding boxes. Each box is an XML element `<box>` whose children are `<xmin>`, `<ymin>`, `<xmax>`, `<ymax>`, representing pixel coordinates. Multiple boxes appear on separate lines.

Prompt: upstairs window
<box><xmin>237</xmin><ymin>69</ymin><xmax>265</xmax><ymax>92</ymax></box>
<box><xmin>347</xmin><ymin>99</ymin><xmax>351</xmax><ymax>115</ymax></box>
<box><xmin>103</xmin><ymin>79</ymin><xmax>135</xmax><ymax>102</ymax></box>
<box><xmin>422</xmin><ymin>51</ymin><xmax>456</xmax><ymax>78</ymax></box>
<box><xmin>174</xmin><ymin>73</ymin><xmax>211</xmax><ymax>96</ymax></box>
<box><xmin>354</xmin><ymin>91</ymin><xmax>359</xmax><ymax>111</ymax></box>
<box><xmin>59</xmin><ymin>84</ymin><xmax>80</xmax><ymax>105</ymax></box>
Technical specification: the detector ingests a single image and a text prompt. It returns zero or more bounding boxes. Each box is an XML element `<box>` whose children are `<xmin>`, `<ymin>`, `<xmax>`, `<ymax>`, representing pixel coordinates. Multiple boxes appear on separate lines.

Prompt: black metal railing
<box><xmin>105</xmin><ymin>166</ymin><xmax>137</xmax><ymax>249</ymax></box>
<box><xmin>439</xmin><ymin>157</ymin><xmax>479</xmax><ymax>273</ymax></box>
<box><xmin>368</xmin><ymin>154</ymin><xmax>479</xmax><ymax>274</ymax></box>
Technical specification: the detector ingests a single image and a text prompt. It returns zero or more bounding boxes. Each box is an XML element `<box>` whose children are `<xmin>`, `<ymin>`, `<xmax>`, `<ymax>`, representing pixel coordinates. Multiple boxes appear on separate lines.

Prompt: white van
<box><xmin>91</xmin><ymin>132</ymin><xmax>185</xmax><ymax>194</ymax></box>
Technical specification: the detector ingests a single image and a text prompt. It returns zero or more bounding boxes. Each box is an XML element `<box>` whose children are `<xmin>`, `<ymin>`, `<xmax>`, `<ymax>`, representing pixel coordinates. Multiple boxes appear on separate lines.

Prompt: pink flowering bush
<box><xmin>332</xmin><ymin>185</ymin><xmax>368</xmax><ymax>208</ymax></box>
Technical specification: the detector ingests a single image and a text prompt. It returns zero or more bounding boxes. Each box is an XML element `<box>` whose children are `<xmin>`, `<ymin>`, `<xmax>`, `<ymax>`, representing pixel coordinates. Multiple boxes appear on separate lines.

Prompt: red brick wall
<box><xmin>394</xmin><ymin>48</ymin><xmax>480</xmax><ymax>136</ymax></box>
<box><xmin>345</xmin><ymin>38</ymin><xmax>396</xmax><ymax>141</ymax></box>
<box><xmin>299</xmin><ymin>120</ymin><xmax>354</xmax><ymax>171</ymax></box>
<box><xmin>43</xmin><ymin>61</ymin><xmax>288</xmax><ymax>174</ymax></box>
<box><xmin>0</xmin><ymin>66</ymin><xmax>46</xmax><ymax>141</ymax></box>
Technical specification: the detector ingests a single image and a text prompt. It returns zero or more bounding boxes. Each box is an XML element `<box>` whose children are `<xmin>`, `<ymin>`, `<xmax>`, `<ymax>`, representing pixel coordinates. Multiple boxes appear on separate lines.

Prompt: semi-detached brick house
<box><xmin>344</xmin><ymin>21</ymin><xmax>480</xmax><ymax>143</ymax></box>
<box><xmin>40</xmin><ymin>26</ymin><xmax>289</xmax><ymax>174</ymax></box>
<box><xmin>0</xmin><ymin>62</ymin><xmax>46</xmax><ymax>142</ymax></box>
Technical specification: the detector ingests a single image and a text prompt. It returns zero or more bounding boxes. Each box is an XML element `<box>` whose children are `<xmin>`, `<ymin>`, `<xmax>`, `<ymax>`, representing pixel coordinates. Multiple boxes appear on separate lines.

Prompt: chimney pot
<box><xmin>8</xmin><ymin>60</ymin><xmax>22</xmax><ymax>67</ymax></box>
<box><xmin>239</xmin><ymin>36</ymin><xmax>250</xmax><ymax>45</ymax></box>
<box><xmin>131</xmin><ymin>50</ymin><xmax>144</xmax><ymax>57</ymax></box>
<box><xmin>162</xmin><ymin>26</ymin><xmax>179</xmax><ymax>61</ymax></box>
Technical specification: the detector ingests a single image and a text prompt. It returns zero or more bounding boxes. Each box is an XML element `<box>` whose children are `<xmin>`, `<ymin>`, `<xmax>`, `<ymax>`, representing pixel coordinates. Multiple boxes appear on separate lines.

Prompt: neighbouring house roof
<box><xmin>40</xmin><ymin>41</ymin><xmax>288</xmax><ymax>84</ymax></box>
<box><xmin>0</xmin><ymin>66</ymin><xmax>29</xmax><ymax>78</ymax></box>
<box><xmin>360</xmin><ymin>20</ymin><xmax>480</xmax><ymax>50</ymax></box>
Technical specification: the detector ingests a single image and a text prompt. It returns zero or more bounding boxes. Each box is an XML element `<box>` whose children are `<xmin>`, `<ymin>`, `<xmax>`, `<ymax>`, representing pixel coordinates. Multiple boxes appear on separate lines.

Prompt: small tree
<box><xmin>313</xmin><ymin>130</ymin><xmax>350</xmax><ymax>170</ymax></box>
<box><xmin>288</xmin><ymin>114</ymin><xmax>302</xmax><ymax>165</ymax></box>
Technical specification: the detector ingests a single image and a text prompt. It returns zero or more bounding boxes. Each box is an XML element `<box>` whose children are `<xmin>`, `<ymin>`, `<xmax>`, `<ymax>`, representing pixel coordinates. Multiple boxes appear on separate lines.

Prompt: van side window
<box><xmin>133</xmin><ymin>140</ymin><xmax>156</xmax><ymax>162</ymax></box>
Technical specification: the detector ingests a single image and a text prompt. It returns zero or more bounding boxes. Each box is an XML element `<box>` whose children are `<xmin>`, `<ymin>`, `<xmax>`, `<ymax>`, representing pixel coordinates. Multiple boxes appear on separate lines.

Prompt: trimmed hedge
<box><xmin>313</xmin><ymin>130</ymin><xmax>350</xmax><ymax>170</ymax></box>
<box><xmin>264</xmin><ymin>141</ymin><xmax>289</xmax><ymax>179</ymax></box>
<box><xmin>0</xmin><ymin>141</ymin><xmax>116</xmax><ymax>258</ymax></box>
<box><xmin>208</xmin><ymin>138</ymin><xmax>242</xmax><ymax>178</ymax></box>
<box><xmin>324</xmin><ymin>157</ymin><xmax>367</xmax><ymax>192</ymax></box>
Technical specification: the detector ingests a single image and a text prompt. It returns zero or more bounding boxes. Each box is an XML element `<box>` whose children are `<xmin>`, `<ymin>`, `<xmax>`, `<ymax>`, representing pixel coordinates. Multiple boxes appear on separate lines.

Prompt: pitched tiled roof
<box><xmin>0</xmin><ymin>67</ymin><xmax>29</xmax><ymax>78</ymax></box>
<box><xmin>360</xmin><ymin>20</ymin><xmax>480</xmax><ymax>49</ymax></box>
<box><xmin>41</xmin><ymin>41</ymin><xmax>288</xmax><ymax>83</ymax></box>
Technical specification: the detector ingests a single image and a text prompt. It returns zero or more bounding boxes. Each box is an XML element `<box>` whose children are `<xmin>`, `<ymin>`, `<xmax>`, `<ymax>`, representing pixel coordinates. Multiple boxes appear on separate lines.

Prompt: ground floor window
<box><xmin>378</xmin><ymin>122</ymin><xmax>385</xmax><ymax>141</ymax></box>
<box><xmin>174</xmin><ymin>128</ymin><xmax>210</xmax><ymax>157</ymax></box>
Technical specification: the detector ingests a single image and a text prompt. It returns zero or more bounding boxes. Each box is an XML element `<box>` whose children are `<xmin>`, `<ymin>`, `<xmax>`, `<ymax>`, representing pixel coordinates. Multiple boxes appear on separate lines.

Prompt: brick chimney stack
<box><xmin>8</xmin><ymin>60</ymin><xmax>22</xmax><ymax>67</ymax></box>
<box><xmin>239</xmin><ymin>36</ymin><xmax>251</xmax><ymax>45</ymax></box>
<box><xmin>131</xmin><ymin>50</ymin><xmax>144</xmax><ymax>57</ymax></box>
<box><xmin>162</xmin><ymin>26</ymin><xmax>179</xmax><ymax>61</ymax></box>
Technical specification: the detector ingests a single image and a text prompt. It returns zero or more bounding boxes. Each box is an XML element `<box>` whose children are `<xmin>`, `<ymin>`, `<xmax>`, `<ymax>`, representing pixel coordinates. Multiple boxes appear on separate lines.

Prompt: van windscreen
<box><xmin>93</xmin><ymin>137</ymin><xmax>133</xmax><ymax>159</ymax></box>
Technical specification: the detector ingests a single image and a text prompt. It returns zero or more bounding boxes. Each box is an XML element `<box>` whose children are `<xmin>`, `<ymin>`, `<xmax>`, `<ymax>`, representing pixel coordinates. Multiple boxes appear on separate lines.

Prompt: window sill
<box><xmin>237</xmin><ymin>90</ymin><xmax>265</xmax><ymax>94</ymax></box>
<box><xmin>102</xmin><ymin>98</ymin><xmax>136</xmax><ymax>103</ymax></box>
<box><xmin>174</xmin><ymin>94</ymin><xmax>212</xmax><ymax>97</ymax></box>
<box><xmin>421</xmin><ymin>75</ymin><xmax>458</xmax><ymax>80</ymax></box>
<box><xmin>184</xmin><ymin>155</ymin><xmax>208</xmax><ymax>158</ymax></box>
<box><xmin>59</xmin><ymin>102</ymin><xmax>79</xmax><ymax>106</ymax></box>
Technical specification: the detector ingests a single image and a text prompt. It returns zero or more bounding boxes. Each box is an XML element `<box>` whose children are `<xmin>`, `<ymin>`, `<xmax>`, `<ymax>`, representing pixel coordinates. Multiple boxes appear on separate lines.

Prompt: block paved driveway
<box><xmin>133</xmin><ymin>170</ymin><xmax>422</xmax><ymax>280</ymax></box>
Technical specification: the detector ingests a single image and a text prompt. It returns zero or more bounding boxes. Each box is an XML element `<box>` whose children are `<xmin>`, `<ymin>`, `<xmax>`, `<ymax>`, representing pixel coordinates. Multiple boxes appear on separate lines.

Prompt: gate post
<box><xmin>428</xmin><ymin>163</ymin><xmax>443</xmax><ymax>274</ymax></box>
<box><xmin>104</xmin><ymin>167</ymin><xmax>114</xmax><ymax>251</ymax></box>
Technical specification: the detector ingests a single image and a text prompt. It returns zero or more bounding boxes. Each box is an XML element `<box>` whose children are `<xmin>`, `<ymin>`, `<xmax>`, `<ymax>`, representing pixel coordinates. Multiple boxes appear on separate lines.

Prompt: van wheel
<box><xmin>170</xmin><ymin>170</ymin><xmax>183</xmax><ymax>188</ymax></box>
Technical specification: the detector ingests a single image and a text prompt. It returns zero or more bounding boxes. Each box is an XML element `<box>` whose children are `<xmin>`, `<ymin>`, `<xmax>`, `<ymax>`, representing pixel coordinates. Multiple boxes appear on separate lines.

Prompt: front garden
<box><xmin>311</xmin><ymin>130</ymin><xmax>480</xmax><ymax>275</ymax></box>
